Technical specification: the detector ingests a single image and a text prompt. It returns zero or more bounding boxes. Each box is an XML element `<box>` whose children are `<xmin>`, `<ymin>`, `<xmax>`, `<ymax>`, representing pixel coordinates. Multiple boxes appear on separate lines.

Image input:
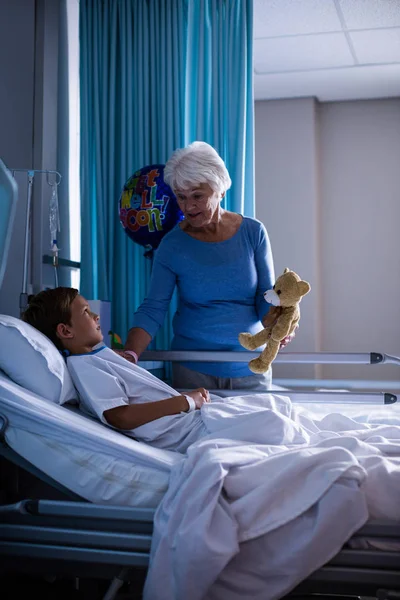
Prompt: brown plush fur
<box><xmin>239</xmin><ymin>268</ymin><xmax>311</xmax><ymax>374</ymax></box>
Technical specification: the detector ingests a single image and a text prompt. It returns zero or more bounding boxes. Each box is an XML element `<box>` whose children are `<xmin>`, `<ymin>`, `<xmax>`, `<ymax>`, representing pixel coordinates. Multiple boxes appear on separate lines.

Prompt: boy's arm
<box><xmin>104</xmin><ymin>387</ymin><xmax>210</xmax><ymax>430</ymax></box>
<box><xmin>104</xmin><ymin>395</ymin><xmax>189</xmax><ymax>430</ymax></box>
<box><xmin>68</xmin><ymin>358</ymin><xmax>209</xmax><ymax>431</ymax></box>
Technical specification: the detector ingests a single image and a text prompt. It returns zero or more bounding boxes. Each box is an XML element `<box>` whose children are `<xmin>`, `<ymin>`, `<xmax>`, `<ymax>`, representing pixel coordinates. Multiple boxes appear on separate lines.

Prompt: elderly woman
<box><xmin>123</xmin><ymin>141</ymin><xmax>291</xmax><ymax>393</ymax></box>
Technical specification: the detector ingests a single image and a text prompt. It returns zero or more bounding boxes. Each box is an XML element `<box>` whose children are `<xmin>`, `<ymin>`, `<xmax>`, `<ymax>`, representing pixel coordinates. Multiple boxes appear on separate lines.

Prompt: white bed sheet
<box><xmin>0</xmin><ymin>371</ymin><xmax>182</xmax><ymax>507</ymax></box>
<box><xmin>294</xmin><ymin>398</ymin><xmax>400</xmax><ymax>425</ymax></box>
<box><xmin>144</xmin><ymin>395</ymin><xmax>400</xmax><ymax>600</ymax></box>
<box><xmin>1</xmin><ymin>367</ymin><xmax>400</xmax><ymax>513</ymax></box>
<box><xmin>293</xmin><ymin>397</ymin><xmax>400</xmax><ymax>553</ymax></box>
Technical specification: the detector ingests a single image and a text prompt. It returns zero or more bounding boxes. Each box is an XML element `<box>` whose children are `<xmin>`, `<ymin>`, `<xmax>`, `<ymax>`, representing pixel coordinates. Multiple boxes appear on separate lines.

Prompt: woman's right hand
<box><xmin>186</xmin><ymin>388</ymin><xmax>211</xmax><ymax>409</ymax></box>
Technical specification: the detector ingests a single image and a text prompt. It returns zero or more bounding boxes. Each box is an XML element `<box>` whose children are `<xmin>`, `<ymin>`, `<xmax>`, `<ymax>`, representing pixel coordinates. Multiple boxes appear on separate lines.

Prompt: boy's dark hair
<box><xmin>22</xmin><ymin>287</ymin><xmax>79</xmax><ymax>350</ymax></box>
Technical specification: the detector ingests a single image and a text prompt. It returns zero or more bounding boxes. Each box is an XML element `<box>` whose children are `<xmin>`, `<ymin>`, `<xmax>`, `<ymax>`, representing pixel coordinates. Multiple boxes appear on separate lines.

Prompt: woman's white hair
<box><xmin>164</xmin><ymin>141</ymin><xmax>232</xmax><ymax>195</ymax></box>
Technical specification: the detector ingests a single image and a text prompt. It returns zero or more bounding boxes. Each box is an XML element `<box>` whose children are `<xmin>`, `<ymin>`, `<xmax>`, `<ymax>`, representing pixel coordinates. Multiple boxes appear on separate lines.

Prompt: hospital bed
<box><xmin>1</xmin><ymin>146</ymin><xmax>399</xmax><ymax>597</ymax></box>
<box><xmin>1</xmin><ymin>351</ymin><xmax>400</xmax><ymax>600</ymax></box>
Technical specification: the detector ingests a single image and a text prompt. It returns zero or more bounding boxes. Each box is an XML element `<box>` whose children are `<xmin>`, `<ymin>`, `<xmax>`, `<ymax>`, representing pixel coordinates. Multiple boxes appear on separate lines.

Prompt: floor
<box><xmin>0</xmin><ymin>574</ymin><xmax>146</xmax><ymax>599</ymax></box>
<box><xmin>0</xmin><ymin>576</ymin><xmax>366</xmax><ymax>600</ymax></box>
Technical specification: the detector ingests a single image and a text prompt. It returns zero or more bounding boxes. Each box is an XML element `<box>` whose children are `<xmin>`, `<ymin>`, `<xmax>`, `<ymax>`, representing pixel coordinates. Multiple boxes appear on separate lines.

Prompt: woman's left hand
<box><xmin>113</xmin><ymin>349</ymin><xmax>137</xmax><ymax>364</ymax></box>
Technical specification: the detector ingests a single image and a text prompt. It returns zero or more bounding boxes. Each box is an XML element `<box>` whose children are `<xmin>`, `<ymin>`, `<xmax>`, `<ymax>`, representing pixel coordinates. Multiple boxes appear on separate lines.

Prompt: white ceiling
<box><xmin>253</xmin><ymin>0</ymin><xmax>400</xmax><ymax>102</ymax></box>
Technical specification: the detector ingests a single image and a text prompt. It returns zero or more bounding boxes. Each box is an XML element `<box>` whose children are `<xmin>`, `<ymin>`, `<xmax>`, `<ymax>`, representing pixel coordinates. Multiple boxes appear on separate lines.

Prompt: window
<box><xmin>67</xmin><ymin>0</ymin><xmax>80</xmax><ymax>289</ymax></box>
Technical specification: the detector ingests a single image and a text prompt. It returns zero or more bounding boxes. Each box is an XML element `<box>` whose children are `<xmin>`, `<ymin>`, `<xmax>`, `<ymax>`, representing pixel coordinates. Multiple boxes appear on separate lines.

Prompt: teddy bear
<box><xmin>238</xmin><ymin>268</ymin><xmax>311</xmax><ymax>374</ymax></box>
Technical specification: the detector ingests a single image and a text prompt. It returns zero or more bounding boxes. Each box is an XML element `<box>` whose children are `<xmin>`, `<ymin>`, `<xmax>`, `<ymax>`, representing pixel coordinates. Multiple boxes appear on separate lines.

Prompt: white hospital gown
<box><xmin>67</xmin><ymin>346</ymin><xmax>310</xmax><ymax>453</ymax></box>
<box><xmin>67</xmin><ymin>346</ymin><xmax>207</xmax><ymax>452</ymax></box>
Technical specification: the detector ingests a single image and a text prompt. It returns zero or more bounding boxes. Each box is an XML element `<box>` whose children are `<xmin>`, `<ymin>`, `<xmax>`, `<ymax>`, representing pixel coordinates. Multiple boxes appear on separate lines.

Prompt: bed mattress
<box><xmin>0</xmin><ymin>372</ymin><xmax>182</xmax><ymax>507</ymax></box>
<box><xmin>2</xmin><ymin>371</ymin><xmax>400</xmax><ymax>515</ymax></box>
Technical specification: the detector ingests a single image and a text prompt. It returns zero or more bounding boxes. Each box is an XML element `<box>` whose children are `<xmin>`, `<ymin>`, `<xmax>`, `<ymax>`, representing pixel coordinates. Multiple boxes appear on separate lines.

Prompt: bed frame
<box><xmin>140</xmin><ymin>349</ymin><xmax>400</xmax><ymax>403</ymax></box>
<box><xmin>1</xmin><ymin>498</ymin><xmax>399</xmax><ymax>599</ymax></box>
<box><xmin>1</xmin><ymin>350</ymin><xmax>400</xmax><ymax>599</ymax></box>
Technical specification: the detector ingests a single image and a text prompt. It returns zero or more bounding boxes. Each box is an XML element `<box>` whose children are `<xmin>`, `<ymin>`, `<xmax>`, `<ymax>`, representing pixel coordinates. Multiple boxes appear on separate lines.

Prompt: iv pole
<box><xmin>10</xmin><ymin>168</ymin><xmax>62</xmax><ymax>316</ymax></box>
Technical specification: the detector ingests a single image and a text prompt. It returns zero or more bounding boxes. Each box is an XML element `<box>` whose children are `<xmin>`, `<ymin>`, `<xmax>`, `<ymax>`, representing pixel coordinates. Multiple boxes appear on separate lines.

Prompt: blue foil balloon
<box><xmin>119</xmin><ymin>164</ymin><xmax>184</xmax><ymax>257</ymax></box>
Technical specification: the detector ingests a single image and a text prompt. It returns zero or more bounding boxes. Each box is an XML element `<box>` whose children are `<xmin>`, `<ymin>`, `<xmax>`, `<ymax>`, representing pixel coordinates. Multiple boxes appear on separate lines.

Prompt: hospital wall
<box><xmin>0</xmin><ymin>0</ymin><xmax>62</xmax><ymax>317</ymax></box>
<box><xmin>0</xmin><ymin>0</ymin><xmax>35</xmax><ymax>316</ymax></box>
<box><xmin>255</xmin><ymin>97</ymin><xmax>400</xmax><ymax>383</ymax></box>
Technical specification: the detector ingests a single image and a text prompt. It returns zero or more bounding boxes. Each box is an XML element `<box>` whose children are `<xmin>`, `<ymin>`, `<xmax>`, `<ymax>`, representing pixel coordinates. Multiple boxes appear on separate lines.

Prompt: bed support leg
<box><xmin>102</xmin><ymin>567</ymin><xmax>131</xmax><ymax>600</ymax></box>
<box><xmin>378</xmin><ymin>591</ymin><xmax>400</xmax><ymax>600</ymax></box>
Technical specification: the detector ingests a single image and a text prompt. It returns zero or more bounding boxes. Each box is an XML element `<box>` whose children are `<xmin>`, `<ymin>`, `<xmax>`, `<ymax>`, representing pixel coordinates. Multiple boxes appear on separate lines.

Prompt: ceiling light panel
<box><xmin>254</xmin><ymin>33</ymin><xmax>354</xmax><ymax>73</ymax></box>
<box><xmin>254</xmin><ymin>63</ymin><xmax>400</xmax><ymax>102</ymax></box>
<box><xmin>253</xmin><ymin>0</ymin><xmax>342</xmax><ymax>38</ymax></box>
<box><xmin>338</xmin><ymin>0</ymin><xmax>400</xmax><ymax>29</ymax></box>
<box><xmin>350</xmin><ymin>28</ymin><xmax>400</xmax><ymax>64</ymax></box>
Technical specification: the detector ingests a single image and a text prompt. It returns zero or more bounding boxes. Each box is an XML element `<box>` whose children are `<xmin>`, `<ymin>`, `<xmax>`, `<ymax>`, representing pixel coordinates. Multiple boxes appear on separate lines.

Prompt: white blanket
<box><xmin>144</xmin><ymin>394</ymin><xmax>400</xmax><ymax>600</ymax></box>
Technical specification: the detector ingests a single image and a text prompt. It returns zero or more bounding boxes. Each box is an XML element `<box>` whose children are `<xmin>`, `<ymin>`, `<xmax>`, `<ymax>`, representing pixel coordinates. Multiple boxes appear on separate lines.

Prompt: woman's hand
<box><xmin>113</xmin><ymin>349</ymin><xmax>137</xmax><ymax>364</ymax></box>
<box><xmin>262</xmin><ymin>307</ymin><xmax>298</xmax><ymax>349</ymax></box>
<box><xmin>279</xmin><ymin>326</ymin><xmax>298</xmax><ymax>349</ymax></box>
<box><xmin>186</xmin><ymin>388</ymin><xmax>211</xmax><ymax>409</ymax></box>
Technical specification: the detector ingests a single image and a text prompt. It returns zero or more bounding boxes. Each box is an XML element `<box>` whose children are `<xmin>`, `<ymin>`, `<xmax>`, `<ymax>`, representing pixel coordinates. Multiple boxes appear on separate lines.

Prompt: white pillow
<box><xmin>0</xmin><ymin>314</ymin><xmax>77</xmax><ymax>404</ymax></box>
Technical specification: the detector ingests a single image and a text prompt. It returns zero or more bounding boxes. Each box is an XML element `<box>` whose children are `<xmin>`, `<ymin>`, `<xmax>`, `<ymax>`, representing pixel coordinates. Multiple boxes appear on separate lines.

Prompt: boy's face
<box><xmin>67</xmin><ymin>294</ymin><xmax>104</xmax><ymax>349</ymax></box>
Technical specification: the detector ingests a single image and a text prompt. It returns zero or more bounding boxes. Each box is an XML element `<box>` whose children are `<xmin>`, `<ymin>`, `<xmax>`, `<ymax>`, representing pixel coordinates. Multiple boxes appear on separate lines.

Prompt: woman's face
<box><xmin>175</xmin><ymin>182</ymin><xmax>223</xmax><ymax>228</ymax></box>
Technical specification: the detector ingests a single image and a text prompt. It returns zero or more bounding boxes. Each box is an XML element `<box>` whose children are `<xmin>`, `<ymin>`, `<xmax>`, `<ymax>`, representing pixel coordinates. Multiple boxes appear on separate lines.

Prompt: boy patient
<box><xmin>23</xmin><ymin>287</ymin><xmax>308</xmax><ymax>453</ymax></box>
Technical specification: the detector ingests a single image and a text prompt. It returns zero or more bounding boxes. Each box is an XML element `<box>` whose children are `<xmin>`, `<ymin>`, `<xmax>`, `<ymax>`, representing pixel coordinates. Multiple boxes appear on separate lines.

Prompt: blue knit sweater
<box><xmin>132</xmin><ymin>216</ymin><xmax>275</xmax><ymax>377</ymax></box>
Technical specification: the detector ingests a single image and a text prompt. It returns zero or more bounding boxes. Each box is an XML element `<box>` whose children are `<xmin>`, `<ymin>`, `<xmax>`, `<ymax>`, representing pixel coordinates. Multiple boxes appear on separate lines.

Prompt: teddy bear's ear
<box><xmin>283</xmin><ymin>267</ymin><xmax>290</xmax><ymax>274</ymax></box>
<box><xmin>298</xmin><ymin>280</ymin><xmax>311</xmax><ymax>296</ymax></box>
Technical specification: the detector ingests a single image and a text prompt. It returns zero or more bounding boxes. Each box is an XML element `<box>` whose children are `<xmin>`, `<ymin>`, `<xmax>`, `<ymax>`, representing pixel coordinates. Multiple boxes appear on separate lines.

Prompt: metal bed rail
<box><xmin>140</xmin><ymin>350</ymin><xmax>400</xmax><ymax>366</ymax></box>
<box><xmin>139</xmin><ymin>350</ymin><xmax>400</xmax><ymax>404</ymax></box>
<box><xmin>0</xmin><ymin>500</ymin><xmax>399</xmax><ymax>598</ymax></box>
<box><xmin>210</xmin><ymin>390</ymin><xmax>397</xmax><ymax>404</ymax></box>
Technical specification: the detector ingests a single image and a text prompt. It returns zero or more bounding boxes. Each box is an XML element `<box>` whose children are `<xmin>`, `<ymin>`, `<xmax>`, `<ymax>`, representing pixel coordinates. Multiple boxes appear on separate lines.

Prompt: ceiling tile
<box><xmin>350</xmin><ymin>28</ymin><xmax>400</xmax><ymax>64</ymax></box>
<box><xmin>253</xmin><ymin>0</ymin><xmax>342</xmax><ymax>38</ymax></box>
<box><xmin>338</xmin><ymin>0</ymin><xmax>400</xmax><ymax>29</ymax></box>
<box><xmin>253</xmin><ymin>63</ymin><xmax>400</xmax><ymax>102</ymax></box>
<box><xmin>252</xmin><ymin>0</ymin><xmax>400</xmax><ymax>101</ymax></box>
<box><xmin>254</xmin><ymin>33</ymin><xmax>354</xmax><ymax>73</ymax></box>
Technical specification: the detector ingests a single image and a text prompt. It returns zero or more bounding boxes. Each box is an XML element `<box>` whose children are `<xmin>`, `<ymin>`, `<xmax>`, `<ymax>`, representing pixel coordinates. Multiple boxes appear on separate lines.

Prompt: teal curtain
<box><xmin>185</xmin><ymin>0</ymin><xmax>254</xmax><ymax>215</ymax></box>
<box><xmin>79</xmin><ymin>0</ymin><xmax>254</xmax><ymax>345</ymax></box>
